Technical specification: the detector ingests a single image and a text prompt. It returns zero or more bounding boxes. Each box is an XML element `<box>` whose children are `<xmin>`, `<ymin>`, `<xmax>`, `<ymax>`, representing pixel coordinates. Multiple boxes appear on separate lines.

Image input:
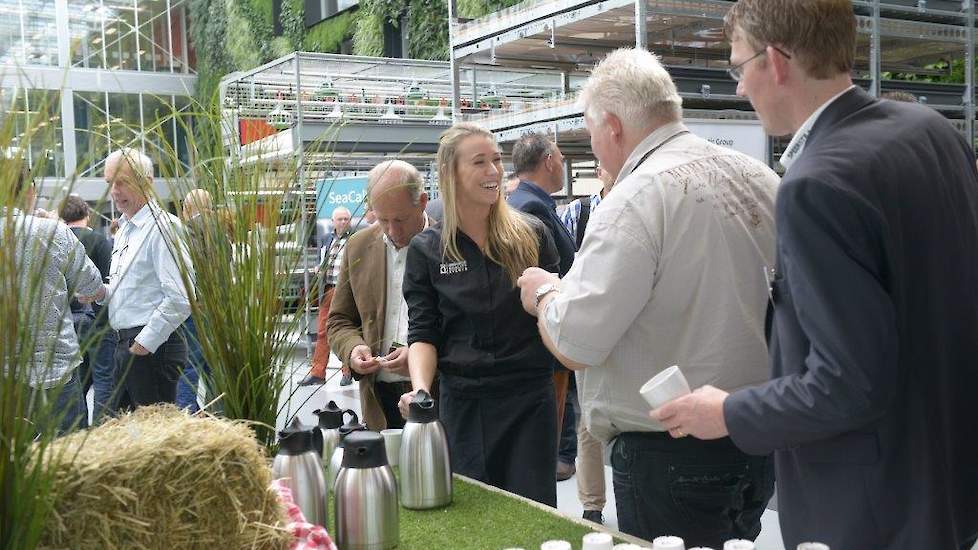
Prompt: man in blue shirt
<box><xmin>507</xmin><ymin>132</ymin><xmax>578</xmax><ymax>483</ymax></box>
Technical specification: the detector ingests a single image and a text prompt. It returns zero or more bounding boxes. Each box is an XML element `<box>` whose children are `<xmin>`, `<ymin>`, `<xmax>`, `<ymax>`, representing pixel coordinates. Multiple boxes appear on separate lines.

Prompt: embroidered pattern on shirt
<box><xmin>439</xmin><ymin>260</ymin><xmax>468</xmax><ymax>275</ymax></box>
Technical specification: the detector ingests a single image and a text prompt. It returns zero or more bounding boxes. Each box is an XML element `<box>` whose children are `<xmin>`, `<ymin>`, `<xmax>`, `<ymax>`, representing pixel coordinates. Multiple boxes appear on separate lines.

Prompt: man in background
<box><xmin>508</xmin><ymin>132</ymin><xmax>579</xmax><ymax>482</ymax></box>
<box><xmin>102</xmin><ymin>148</ymin><xmax>191</xmax><ymax>408</ymax></box>
<box><xmin>300</xmin><ymin>206</ymin><xmax>353</xmax><ymax>386</ymax></box>
<box><xmin>60</xmin><ymin>194</ymin><xmax>112</xmax><ymax>425</ymax></box>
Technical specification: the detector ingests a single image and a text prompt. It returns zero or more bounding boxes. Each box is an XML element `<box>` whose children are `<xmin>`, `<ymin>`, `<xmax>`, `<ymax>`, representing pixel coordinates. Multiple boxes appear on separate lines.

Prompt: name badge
<box><xmin>439</xmin><ymin>260</ymin><xmax>468</xmax><ymax>275</ymax></box>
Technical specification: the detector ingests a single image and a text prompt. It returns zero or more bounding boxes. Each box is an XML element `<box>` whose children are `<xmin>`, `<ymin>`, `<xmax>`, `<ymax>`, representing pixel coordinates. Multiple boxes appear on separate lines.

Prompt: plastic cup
<box><xmin>652</xmin><ymin>535</ymin><xmax>686</xmax><ymax>550</ymax></box>
<box><xmin>582</xmin><ymin>532</ymin><xmax>614</xmax><ymax>550</ymax></box>
<box><xmin>640</xmin><ymin>365</ymin><xmax>691</xmax><ymax>409</ymax></box>
<box><xmin>380</xmin><ymin>428</ymin><xmax>401</xmax><ymax>466</ymax></box>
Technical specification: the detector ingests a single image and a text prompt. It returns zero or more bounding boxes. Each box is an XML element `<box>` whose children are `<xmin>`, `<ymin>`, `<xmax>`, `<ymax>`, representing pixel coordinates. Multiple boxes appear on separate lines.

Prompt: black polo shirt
<box><xmin>404</xmin><ymin>214</ymin><xmax>560</xmax><ymax>397</ymax></box>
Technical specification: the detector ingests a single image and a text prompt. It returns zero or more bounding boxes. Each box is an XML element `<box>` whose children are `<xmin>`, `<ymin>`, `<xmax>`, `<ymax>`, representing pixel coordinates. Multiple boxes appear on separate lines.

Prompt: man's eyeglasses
<box><xmin>727</xmin><ymin>46</ymin><xmax>792</xmax><ymax>82</ymax></box>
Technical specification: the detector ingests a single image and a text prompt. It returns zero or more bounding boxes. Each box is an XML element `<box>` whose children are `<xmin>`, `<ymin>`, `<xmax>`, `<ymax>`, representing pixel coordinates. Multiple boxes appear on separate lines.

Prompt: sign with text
<box><xmin>316</xmin><ymin>176</ymin><xmax>370</xmax><ymax>219</ymax></box>
<box><xmin>686</xmin><ymin>119</ymin><xmax>768</xmax><ymax>163</ymax></box>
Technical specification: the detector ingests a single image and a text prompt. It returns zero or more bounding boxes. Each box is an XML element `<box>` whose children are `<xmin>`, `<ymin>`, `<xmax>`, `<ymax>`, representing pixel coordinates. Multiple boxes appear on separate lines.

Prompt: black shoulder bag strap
<box><xmin>575</xmin><ymin>196</ymin><xmax>591</xmax><ymax>250</ymax></box>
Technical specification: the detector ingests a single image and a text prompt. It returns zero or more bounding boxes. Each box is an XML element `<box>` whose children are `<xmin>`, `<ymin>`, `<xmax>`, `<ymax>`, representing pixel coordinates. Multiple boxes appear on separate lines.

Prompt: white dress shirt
<box><xmin>542</xmin><ymin>122</ymin><xmax>780</xmax><ymax>443</ymax></box>
<box><xmin>377</xmin><ymin>214</ymin><xmax>429</xmax><ymax>383</ymax></box>
<box><xmin>779</xmin><ymin>85</ymin><xmax>857</xmax><ymax>171</ymax></box>
<box><xmin>105</xmin><ymin>202</ymin><xmax>192</xmax><ymax>352</ymax></box>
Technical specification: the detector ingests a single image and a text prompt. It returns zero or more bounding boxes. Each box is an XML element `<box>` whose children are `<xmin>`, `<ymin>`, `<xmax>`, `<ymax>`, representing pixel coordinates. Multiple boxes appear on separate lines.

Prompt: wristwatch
<box><xmin>534</xmin><ymin>282</ymin><xmax>559</xmax><ymax>307</ymax></box>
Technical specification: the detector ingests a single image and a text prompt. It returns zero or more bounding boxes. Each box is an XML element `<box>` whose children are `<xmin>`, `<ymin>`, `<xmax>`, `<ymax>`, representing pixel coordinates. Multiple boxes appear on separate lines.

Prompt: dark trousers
<box><xmin>115</xmin><ymin>326</ymin><xmax>187</xmax><ymax>408</ymax></box>
<box><xmin>612</xmin><ymin>431</ymin><xmax>774</xmax><ymax>549</ymax></box>
<box><xmin>32</xmin><ymin>368</ymin><xmax>86</xmax><ymax>435</ymax></box>
<box><xmin>441</xmin><ymin>380</ymin><xmax>557</xmax><ymax>507</ymax></box>
<box><xmin>373</xmin><ymin>379</ymin><xmax>411</xmax><ymax>430</ymax></box>
<box><xmin>558</xmin><ymin>375</ymin><xmax>578</xmax><ymax>465</ymax></box>
<box><xmin>175</xmin><ymin>316</ymin><xmax>209</xmax><ymax>412</ymax></box>
<box><xmin>72</xmin><ymin>310</ymin><xmax>96</xmax><ymax>427</ymax></box>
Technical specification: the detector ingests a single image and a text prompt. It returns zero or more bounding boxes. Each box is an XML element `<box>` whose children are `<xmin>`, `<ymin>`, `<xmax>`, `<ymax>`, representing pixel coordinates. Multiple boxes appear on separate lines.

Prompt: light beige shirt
<box><xmin>543</xmin><ymin>122</ymin><xmax>779</xmax><ymax>443</ymax></box>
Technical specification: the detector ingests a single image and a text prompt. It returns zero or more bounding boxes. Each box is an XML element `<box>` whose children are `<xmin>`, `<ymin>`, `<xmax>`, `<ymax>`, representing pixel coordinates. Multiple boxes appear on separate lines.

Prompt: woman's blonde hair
<box><xmin>437</xmin><ymin>123</ymin><xmax>539</xmax><ymax>284</ymax></box>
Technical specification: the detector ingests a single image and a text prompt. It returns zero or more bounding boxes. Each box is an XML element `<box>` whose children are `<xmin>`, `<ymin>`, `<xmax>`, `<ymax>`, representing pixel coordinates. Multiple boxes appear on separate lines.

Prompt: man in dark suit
<box><xmin>507</xmin><ymin>132</ymin><xmax>579</xmax><ymax>480</ymax></box>
<box><xmin>508</xmin><ymin>133</ymin><xmax>575</xmax><ymax>277</ymax></box>
<box><xmin>653</xmin><ymin>1</ymin><xmax>978</xmax><ymax>548</ymax></box>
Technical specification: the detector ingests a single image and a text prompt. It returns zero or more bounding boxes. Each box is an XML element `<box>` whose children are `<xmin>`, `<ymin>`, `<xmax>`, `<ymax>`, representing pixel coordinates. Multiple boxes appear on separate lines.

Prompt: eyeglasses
<box><xmin>727</xmin><ymin>46</ymin><xmax>792</xmax><ymax>82</ymax></box>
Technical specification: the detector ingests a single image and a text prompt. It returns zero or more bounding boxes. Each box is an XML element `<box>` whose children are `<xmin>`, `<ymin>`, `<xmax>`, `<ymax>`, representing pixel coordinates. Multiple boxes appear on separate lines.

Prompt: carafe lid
<box><xmin>313</xmin><ymin>400</ymin><xmax>344</xmax><ymax>429</ymax></box>
<box><xmin>277</xmin><ymin>417</ymin><xmax>315</xmax><ymax>456</ymax></box>
<box><xmin>338</xmin><ymin>410</ymin><xmax>366</xmax><ymax>441</ymax></box>
<box><xmin>340</xmin><ymin>431</ymin><xmax>388</xmax><ymax>469</ymax></box>
<box><xmin>407</xmin><ymin>389</ymin><xmax>438</xmax><ymax>423</ymax></box>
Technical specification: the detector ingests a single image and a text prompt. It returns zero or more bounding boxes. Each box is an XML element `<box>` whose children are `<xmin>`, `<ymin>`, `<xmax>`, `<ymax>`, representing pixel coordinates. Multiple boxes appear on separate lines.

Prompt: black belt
<box><xmin>116</xmin><ymin>326</ymin><xmax>144</xmax><ymax>339</ymax></box>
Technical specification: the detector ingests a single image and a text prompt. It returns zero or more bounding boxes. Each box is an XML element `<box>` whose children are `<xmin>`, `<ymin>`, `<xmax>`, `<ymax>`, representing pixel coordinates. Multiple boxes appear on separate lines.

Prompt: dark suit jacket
<box><xmin>724</xmin><ymin>88</ymin><xmax>978</xmax><ymax>548</ymax></box>
<box><xmin>508</xmin><ymin>180</ymin><xmax>575</xmax><ymax>276</ymax></box>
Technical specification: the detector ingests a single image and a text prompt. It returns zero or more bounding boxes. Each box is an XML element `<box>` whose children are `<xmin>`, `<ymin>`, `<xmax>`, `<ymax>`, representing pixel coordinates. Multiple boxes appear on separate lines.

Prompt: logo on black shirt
<box><xmin>439</xmin><ymin>260</ymin><xmax>468</xmax><ymax>275</ymax></box>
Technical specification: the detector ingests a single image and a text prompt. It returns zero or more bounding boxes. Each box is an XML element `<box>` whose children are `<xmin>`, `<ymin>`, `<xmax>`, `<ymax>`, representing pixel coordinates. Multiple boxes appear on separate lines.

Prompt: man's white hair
<box><xmin>331</xmin><ymin>206</ymin><xmax>351</xmax><ymax>219</ymax></box>
<box><xmin>105</xmin><ymin>147</ymin><xmax>154</xmax><ymax>181</ymax></box>
<box><xmin>577</xmin><ymin>48</ymin><xmax>682</xmax><ymax>129</ymax></box>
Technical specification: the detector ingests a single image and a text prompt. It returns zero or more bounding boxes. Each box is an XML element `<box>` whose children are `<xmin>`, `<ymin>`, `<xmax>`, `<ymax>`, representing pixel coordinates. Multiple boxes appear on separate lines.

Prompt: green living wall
<box><xmin>189</xmin><ymin>0</ymin><xmax>524</xmax><ymax>101</ymax></box>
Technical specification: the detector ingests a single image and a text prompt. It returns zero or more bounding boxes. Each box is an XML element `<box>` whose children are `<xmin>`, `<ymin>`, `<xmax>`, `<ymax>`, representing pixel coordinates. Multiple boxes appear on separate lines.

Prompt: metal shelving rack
<box><xmin>449</xmin><ymin>0</ymin><xmax>976</xmax><ymax>173</ymax></box>
<box><xmin>216</xmin><ymin>52</ymin><xmax>588</xmax><ymax>345</ymax></box>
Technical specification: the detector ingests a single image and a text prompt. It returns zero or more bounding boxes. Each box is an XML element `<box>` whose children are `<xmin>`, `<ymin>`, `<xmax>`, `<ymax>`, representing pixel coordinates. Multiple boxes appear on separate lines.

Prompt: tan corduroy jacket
<box><xmin>326</xmin><ymin>223</ymin><xmax>395</xmax><ymax>430</ymax></box>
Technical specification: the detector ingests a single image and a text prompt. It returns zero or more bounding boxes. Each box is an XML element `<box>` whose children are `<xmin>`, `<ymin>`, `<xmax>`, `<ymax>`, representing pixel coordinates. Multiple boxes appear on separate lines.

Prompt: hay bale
<box><xmin>39</xmin><ymin>405</ymin><xmax>292</xmax><ymax>550</ymax></box>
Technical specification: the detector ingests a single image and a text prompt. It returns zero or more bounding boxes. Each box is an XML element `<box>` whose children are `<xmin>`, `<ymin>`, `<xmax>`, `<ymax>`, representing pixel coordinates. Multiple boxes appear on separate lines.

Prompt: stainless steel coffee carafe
<box><xmin>334</xmin><ymin>431</ymin><xmax>399</xmax><ymax>550</ymax></box>
<box><xmin>272</xmin><ymin>417</ymin><xmax>328</xmax><ymax>528</ymax></box>
<box><xmin>313</xmin><ymin>400</ymin><xmax>348</xmax><ymax>464</ymax></box>
<box><xmin>329</xmin><ymin>410</ymin><xmax>366</xmax><ymax>490</ymax></box>
<box><xmin>399</xmin><ymin>389</ymin><xmax>452</xmax><ymax>509</ymax></box>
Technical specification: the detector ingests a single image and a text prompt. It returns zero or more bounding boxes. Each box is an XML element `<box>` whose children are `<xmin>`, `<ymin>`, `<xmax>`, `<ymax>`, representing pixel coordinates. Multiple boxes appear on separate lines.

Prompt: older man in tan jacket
<box><xmin>327</xmin><ymin>160</ymin><xmax>431</xmax><ymax>430</ymax></box>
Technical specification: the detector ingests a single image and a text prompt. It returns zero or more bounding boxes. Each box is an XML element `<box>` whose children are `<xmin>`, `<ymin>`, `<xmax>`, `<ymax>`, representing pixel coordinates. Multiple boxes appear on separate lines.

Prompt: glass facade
<box><xmin>0</xmin><ymin>87</ymin><xmax>64</xmax><ymax>177</ymax></box>
<box><xmin>68</xmin><ymin>0</ymin><xmax>192</xmax><ymax>72</ymax></box>
<box><xmin>0</xmin><ymin>0</ymin><xmax>196</xmax><ymax>196</ymax></box>
<box><xmin>73</xmin><ymin>90</ymin><xmax>192</xmax><ymax>177</ymax></box>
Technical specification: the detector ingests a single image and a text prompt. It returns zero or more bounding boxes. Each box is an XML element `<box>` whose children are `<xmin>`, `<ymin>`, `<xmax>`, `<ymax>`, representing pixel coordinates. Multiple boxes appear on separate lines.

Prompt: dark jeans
<box><xmin>115</xmin><ymin>326</ymin><xmax>187</xmax><ymax>409</ymax></box>
<box><xmin>32</xmin><ymin>368</ymin><xmax>86</xmax><ymax>435</ymax></box>
<box><xmin>175</xmin><ymin>317</ymin><xmax>208</xmax><ymax>412</ymax></box>
<box><xmin>72</xmin><ymin>310</ymin><xmax>96</xmax><ymax>427</ymax></box>
<box><xmin>558</xmin><ymin>375</ymin><xmax>578</xmax><ymax>465</ymax></box>
<box><xmin>612</xmin><ymin>432</ymin><xmax>774</xmax><ymax>549</ymax></box>
<box><xmin>373</xmin><ymin>380</ymin><xmax>410</xmax><ymax>429</ymax></box>
<box><xmin>92</xmin><ymin>328</ymin><xmax>119</xmax><ymax>420</ymax></box>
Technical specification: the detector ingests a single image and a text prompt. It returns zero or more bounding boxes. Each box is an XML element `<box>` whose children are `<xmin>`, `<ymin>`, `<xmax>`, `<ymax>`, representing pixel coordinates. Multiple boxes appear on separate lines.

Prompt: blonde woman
<box><xmin>399</xmin><ymin>123</ymin><xmax>561</xmax><ymax>506</ymax></box>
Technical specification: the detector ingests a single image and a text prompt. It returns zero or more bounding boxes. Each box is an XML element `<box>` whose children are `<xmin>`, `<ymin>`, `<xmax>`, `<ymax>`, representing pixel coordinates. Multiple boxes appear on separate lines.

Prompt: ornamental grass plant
<box><xmin>0</xmin><ymin>89</ymin><xmax>101</xmax><ymax>550</ymax></box>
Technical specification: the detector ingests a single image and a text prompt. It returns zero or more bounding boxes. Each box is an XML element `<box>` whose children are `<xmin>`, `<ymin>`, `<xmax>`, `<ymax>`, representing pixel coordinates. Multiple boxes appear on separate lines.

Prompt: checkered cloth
<box><xmin>272</xmin><ymin>479</ymin><xmax>337</xmax><ymax>550</ymax></box>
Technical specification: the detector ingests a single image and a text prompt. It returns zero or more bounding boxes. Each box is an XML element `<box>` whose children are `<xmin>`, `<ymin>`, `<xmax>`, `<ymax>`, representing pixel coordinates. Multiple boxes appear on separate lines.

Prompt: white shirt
<box><xmin>377</xmin><ymin>213</ymin><xmax>429</xmax><ymax>383</ymax></box>
<box><xmin>779</xmin><ymin>85</ymin><xmax>857</xmax><ymax>171</ymax></box>
<box><xmin>105</xmin><ymin>203</ymin><xmax>192</xmax><ymax>352</ymax></box>
<box><xmin>542</xmin><ymin>122</ymin><xmax>780</xmax><ymax>443</ymax></box>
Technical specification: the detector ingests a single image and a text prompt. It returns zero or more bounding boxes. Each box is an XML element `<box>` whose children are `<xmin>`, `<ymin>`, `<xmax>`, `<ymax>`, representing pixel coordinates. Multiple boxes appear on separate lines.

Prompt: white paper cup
<box><xmin>797</xmin><ymin>544</ymin><xmax>830</xmax><ymax>550</ymax></box>
<box><xmin>380</xmin><ymin>428</ymin><xmax>402</xmax><ymax>466</ymax></box>
<box><xmin>582</xmin><ymin>532</ymin><xmax>614</xmax><ymax>550</ymax></box>
<box><xmin>652</xmin><ymin>535</ymin><xmax>686</xmax><ymax>550</ymax></box>
<box><xmin>640</xmin><ymin>365</ymin><xmax>691</xmax><ymax>409</ymax></box>
<box><xmin>723</xmin><ymin>541</ymin><xmax>755</xmax><ymax>550</ymax></box>
<box><xmin>689</xmin><ymin>547</ymin><xmax>716</xmax><ymax>550</ymax></box>
<box><xmin>540</xmin><ymin>541</ymin><xmax>572</xmax><ymax>550</ymax></box>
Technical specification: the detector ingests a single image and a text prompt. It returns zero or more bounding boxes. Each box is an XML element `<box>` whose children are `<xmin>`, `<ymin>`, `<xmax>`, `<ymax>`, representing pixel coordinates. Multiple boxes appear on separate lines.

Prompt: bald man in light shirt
<box><xmin>102</xmin><ymin>148</ymin><xmax>192</xmax><ymax>408</ymax></box>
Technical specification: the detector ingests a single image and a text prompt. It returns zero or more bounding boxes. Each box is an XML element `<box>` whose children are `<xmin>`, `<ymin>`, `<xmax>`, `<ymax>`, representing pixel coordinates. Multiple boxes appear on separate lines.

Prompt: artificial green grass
<box><xmin>328</xmin><ymin>474</ymin><xmax>605</xmax><ymax>549</ymax></box>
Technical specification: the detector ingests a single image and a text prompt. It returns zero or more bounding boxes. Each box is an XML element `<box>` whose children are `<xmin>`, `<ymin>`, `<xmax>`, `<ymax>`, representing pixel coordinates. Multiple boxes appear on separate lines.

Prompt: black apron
<box><xmin>439</xmin><ymin>376</ymin><xmax>557</xmax><ymax>507</ymax></box>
